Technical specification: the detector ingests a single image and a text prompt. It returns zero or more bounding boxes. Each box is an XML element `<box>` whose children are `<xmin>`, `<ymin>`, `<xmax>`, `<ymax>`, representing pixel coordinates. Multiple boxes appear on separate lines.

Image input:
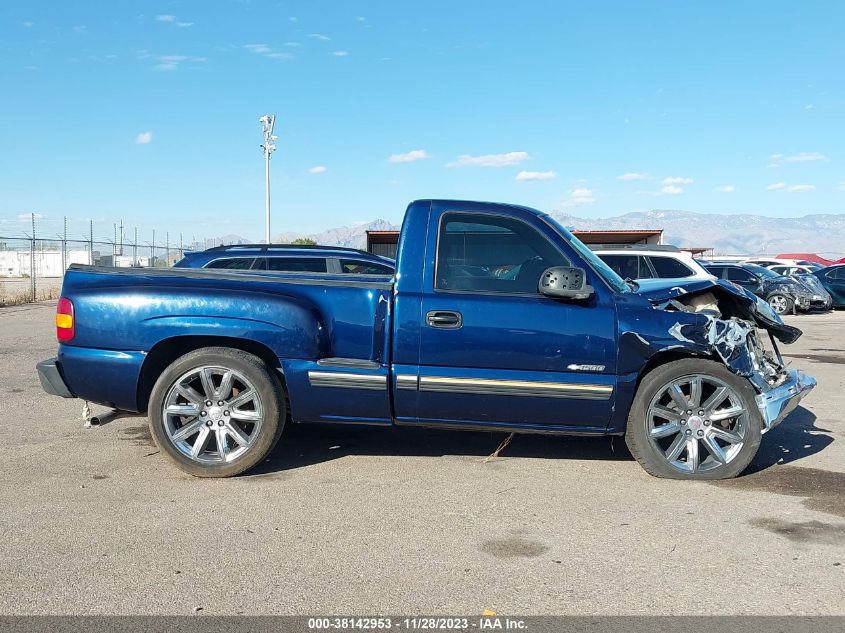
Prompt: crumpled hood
<box><xmin>635</xmin><ymin>277</ymin><xmax>802</xmax><ymax>344</ymax></box>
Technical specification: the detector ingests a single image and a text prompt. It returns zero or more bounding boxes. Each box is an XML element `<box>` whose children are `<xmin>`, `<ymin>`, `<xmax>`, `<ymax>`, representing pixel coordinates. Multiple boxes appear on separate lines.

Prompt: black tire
<box><xmin>625</xmin><ymin>358</ymin><xmax>762</xmax><ymax>480</ymax></box>
<box><xmin>766</xmin><ymin>293</ymin><xmax>794</xmax><ymax>315</ymax></box>
<box><xmin>148</xmin><ymin>347</ymin><xmax>285</xmax><ymax>477</ymax></box>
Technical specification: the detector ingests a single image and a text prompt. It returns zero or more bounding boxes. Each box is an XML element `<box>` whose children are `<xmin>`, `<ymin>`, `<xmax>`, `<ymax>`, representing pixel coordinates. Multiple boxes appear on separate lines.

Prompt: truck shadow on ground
<box><xmin>250</xmin><ymin>405</ymin><xmax>831</xmax><ymax>477</ymax></box>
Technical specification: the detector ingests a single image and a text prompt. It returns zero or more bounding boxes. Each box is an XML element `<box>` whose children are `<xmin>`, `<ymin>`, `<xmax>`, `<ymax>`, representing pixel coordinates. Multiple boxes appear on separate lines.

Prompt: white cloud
<box><xmin>22</xmin><ymin>21</ymin><xmax>34</xmax><ymax>27</ymax></box>
<box><xmin>805</xmin><ymin>104</ymin><xmax>814</xmax><ymax>110</ymax></box>
<box><xmin>285</xmin><ymin>42</ymin><xmax>301</xmax><ymax>47</ymax></box>
<box><xmin>288</xmin><ymin>17</ymin><xmax>298</xmax><ymax>22</ymax></box>
<box><xmin>560</xmin><ymin>187</ymin><xmax>596</xmax><ymax>209</ymax></box>
<box><xmin>769</xmin><ymin>152</ymin><xmax>828</xmax><ymax>164</ymax></box>
<box><xmin>787</xmin><ymin>184</ymin><xmax>815</xmax><ymax>192</ymax></box>
<box><xmin>245</xmin><ymin>44</ymin><xmax>272</xmax><ymax>54</ymax></box>
<box><xmin>716</xmin><ymin>185</ymin><xmax>736</xmax><ymax>193</ymax></box>
<box><xmin>135</xmin><ymin>131</ymin><xmax>153</xmax><ymax>144</ymax></box>
<box><xmin>244</xmin><ymin>44</ymin><xmax>291</xmax><ymax>60</ymax></box>
<box><xmin>156</xmin><ymin>15</ymin><xmax>192</xmax><ymax>28</ymax></box>
<box><xmin>308</xmin><ymin>33</ymin><xmax>330</xmax><ymax>41</ymax></box>
<box><xmin>617</xmin><ymin>172</ymin><xmax>648</xmax><ymax>181</ymax></box>
<box><xmin>662</xmin><ymin>176</ymin><xmax>693</xmax><ymax>185</ymax></box>
<box><xmin>447</xmin><ymin>151</ymin><xmax>529</xmax><ymax>168</ymax></box>
<box><xmin>356</xmin><ymin>17</ymin><xmax>366</xmax><ymax>22</ymax></box>
<box><xmin>17</xmin><ymin>213</ymin><xmax>44</xmax><ymax>221</ymax></box>
<box><xmin>837</xmin><ymin>181</ymin><xmax>845</xmax><ymax>191</ymax></box>
<box><xmin>153</xmin><ymin>54</ymin><xmax>207</xmax><ymax>71</ymax></box>
<box><xmin>516</xmin><ymin>170</ymin><xmax>556</xmax><ymax>182</ymax></box>
<box><xmin>333</xmin><ymin>51</ymin><xmax>349</xmax><ymax>57</ymax></box>
<box><xmin>308</xmin><ymin>165</ymin><xmax>327</xmax><ymax>174</ymax></box>
<box><xmin>767</xmin><ymin>182</ymin><xmax>787</xmax><ymax>190</ymax></box>
<box><xmin>660</xmin><ymin>185</ymin><xmax>684</xmax><ymax>195</ymax></box>
<box><xmin>389</xmin><ymin>149</ymin><xmax>428</xmax><ymax>163</ymax></box>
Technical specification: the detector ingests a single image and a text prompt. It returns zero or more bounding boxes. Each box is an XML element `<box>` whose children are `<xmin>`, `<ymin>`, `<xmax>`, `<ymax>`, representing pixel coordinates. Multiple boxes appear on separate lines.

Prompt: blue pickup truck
<box><xmin>37</xmin><ymin>199</ymin><xmax>815</xmax><ymax>480</ymax></box>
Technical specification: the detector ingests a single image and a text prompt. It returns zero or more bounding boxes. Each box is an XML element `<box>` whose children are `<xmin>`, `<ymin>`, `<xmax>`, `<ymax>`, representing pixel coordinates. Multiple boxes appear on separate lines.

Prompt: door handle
<box><xmin>426</xmin><ymin>310</ymin><xmax>463</xmax><ymax>328</ymax></box>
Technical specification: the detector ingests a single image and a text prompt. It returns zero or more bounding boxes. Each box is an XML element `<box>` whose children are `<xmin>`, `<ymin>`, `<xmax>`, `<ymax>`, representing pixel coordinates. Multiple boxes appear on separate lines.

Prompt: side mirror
<box><xmin>538</xmin><ymin>266</ymin><xmax>594</xmax><ymax>300</ymax></box>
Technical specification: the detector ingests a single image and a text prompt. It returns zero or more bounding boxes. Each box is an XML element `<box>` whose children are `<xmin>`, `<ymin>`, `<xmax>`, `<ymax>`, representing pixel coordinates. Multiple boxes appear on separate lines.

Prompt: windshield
<box><xmin>542</xmin><ymin>215</ymin><xmax>629</xmax><ymax>292</ymax></box>
<box><xmin>744</xmin><ymin>263</ymin><xmax>781</xmax><ymax>280</ymax></box>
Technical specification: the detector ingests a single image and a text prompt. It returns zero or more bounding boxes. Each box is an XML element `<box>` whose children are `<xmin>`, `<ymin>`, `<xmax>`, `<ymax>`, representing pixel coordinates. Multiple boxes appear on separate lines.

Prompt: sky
<box><xmin>1</xmin><ymin>0</ymin><xmax>844</xmax><ymax>243</ymax></box>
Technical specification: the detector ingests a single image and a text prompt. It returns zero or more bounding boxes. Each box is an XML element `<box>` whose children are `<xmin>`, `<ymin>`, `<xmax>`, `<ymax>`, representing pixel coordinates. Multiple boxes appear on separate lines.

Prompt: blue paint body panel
<box><xmin>45</xmin><ymin>199</ymin><xmax>795</xmax><ymax>438</ymax></box>
<box><xmin>58</xmin><ymin>345</ymin><xmax>146</xmax><ymax>411</ymax></box>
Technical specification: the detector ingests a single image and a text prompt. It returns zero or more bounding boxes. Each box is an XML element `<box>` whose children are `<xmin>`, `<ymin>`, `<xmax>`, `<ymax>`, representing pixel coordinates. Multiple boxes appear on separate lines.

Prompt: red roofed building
<box><xmin>776</xmin><ymin>253</ymin><xmax>834</xmax><ymax>266</ymax></box>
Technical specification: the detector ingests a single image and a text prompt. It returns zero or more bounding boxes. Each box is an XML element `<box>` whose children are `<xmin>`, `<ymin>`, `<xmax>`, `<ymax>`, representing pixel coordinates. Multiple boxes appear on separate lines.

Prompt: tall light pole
<box><xmin>259</xmin><ymin>114</ymin><xmax>277</xmax><ymax>244</ymax></box>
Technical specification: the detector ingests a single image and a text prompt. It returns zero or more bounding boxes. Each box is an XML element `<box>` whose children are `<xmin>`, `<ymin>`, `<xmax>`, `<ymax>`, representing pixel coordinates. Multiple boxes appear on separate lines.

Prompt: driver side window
<box><xmin>435</xmin><ymin>213</ymin><xmax>568</xmax><ymax>294</ymax></box>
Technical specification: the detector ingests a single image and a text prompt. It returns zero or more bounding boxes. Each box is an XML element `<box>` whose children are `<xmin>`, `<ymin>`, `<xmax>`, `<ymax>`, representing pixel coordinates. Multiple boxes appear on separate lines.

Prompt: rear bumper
<box><xmin>36</xmin><ymin>358</ymin><xmax>75</xmax><ymax>399</ymax></box>
<box><xmin>756</xmin><ymin>368</ymin><xmax>816</xmax><ymax>432</ymax></box>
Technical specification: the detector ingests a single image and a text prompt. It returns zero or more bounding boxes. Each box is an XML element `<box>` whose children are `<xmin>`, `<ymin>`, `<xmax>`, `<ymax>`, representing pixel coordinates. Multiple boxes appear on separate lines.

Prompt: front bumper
<box><xmin>756</xmin><ymin>368</ymin><xmax>816</xmax><ymax>432</ymax></box>
<box><xmin>36</xmin><ymin>357</ymin><xmax>75</xmax><ymax>399</ymax></box>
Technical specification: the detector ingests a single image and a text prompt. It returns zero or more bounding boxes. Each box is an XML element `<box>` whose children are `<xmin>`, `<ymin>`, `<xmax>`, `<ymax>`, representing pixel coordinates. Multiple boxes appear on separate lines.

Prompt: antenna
<box><xmin>259</xmin><ymin>114</ymin><xmax>278</xmax><ymax>244</ymax></box>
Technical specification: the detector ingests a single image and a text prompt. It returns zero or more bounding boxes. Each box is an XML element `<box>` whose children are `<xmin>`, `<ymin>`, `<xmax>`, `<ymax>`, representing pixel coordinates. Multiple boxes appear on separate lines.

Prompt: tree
<box><xmin>290</xmin><ymin>237</ymin><xmax>317</xmax><ymax>245</ymax></box>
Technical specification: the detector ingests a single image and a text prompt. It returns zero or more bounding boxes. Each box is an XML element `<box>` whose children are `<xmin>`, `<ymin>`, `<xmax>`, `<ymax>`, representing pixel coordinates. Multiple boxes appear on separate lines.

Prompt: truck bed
<box><xmin>57</xmin><ymin>265</ymin><xmax>393</xmax><ymax>413</ymax></box>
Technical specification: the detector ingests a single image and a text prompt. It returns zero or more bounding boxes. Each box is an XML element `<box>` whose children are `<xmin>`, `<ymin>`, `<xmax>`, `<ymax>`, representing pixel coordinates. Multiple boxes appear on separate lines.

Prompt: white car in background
<box><xmin>593</xmin><ymin>246</ymin><xmax>716</xmax><ymax>282</ymax></box>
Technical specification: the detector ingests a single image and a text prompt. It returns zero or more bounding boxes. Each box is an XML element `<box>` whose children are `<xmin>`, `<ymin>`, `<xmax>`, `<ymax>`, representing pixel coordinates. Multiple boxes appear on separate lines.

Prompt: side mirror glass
<box><xmin>538</xmin><ymin>266</ymin><xmax>594</xmax><ymax>300</ymax></box>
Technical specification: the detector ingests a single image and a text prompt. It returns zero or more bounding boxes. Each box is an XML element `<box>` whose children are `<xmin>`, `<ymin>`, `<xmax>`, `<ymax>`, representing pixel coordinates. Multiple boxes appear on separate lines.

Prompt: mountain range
<box><xmin>218</xmin><ymin>210</ymin><xmax>845</xmax><ymax>259</ymax></box>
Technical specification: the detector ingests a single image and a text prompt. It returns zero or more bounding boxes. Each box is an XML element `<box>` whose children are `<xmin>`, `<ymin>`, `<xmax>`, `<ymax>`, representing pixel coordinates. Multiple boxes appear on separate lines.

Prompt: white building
<box><xmin>0</xmin><ymin>250</ymin><xmax>91</xmax><ymax>278</ymax></box>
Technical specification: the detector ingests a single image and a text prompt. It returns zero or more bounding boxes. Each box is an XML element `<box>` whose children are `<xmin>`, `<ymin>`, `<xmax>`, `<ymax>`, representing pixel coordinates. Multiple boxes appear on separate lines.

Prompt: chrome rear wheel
<box><xmin>163</xmin><ymin>365</ymin><xmax>264</xmax><ymax>464</ymax></box>
<box><xmin>150</xmin><ymin>347</ymin><xmax>284</xmax><ymax>477</ymax></box>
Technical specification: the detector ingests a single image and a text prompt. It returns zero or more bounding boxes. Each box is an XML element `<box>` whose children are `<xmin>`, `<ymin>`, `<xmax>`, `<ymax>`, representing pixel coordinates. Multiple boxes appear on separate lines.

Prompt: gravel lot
<box><xmin>0</xmin><ymin>302</ymin><xmax>842</xmax><ymax>615</ymax></box>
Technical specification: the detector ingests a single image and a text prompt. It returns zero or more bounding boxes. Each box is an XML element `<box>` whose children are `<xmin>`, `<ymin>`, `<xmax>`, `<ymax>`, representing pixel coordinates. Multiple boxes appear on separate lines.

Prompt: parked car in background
<box><xmin>702</xmin><ymin>262</ymin><xmax>827</xmax><ymax>314</ymax></box>
<box><xmin>743</xmin><ymin>257</ymin><xmax>797</xmax><ymax>268</ymax></box>
<box><xmin>767</xmin><ymin>265</ymin><xmax>832</xmax><ymax>309</ymax></box>
<box><xmin>813</xmin><ymin>265</ymin><xmax>845</xmax><ymax>308</ymax></box>
<box><xmin>174</xmin><ymin>244</ymin><xmax>395</xmax><ymax>275</ymax></box>
<box><xmin>594</xmin><ymin>246</ymin><xmax>714</xmax><ymax>282</ymax></box>
<box><xmin>767</xmin><ymin>264</ymin><xmax>822</xmax><ymax>275</ymax></box>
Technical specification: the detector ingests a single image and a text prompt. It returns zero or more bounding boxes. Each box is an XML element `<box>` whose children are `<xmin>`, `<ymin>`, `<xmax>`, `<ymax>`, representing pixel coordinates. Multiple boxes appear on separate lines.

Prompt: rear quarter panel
<box><xmin>59</xmin><ymin>267</ymin><xmax>391</xmax><ymax>411</ymax></box>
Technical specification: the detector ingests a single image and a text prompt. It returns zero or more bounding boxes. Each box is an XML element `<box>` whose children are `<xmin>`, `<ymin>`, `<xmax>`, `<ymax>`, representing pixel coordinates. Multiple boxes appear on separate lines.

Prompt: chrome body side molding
<box><xmin>417</xmin><ymin>376</ymin><xmax>612</xmax><ymax>400</ymax></box>
<box><xmin>307</xmin><ymin>371</ymin><xmax>387</xmax><ymax>391</ymax></box>
<box><xmin>395</xmin><ymin>374</ymin><xmax>419</xmax><ymax>390</ymax></box>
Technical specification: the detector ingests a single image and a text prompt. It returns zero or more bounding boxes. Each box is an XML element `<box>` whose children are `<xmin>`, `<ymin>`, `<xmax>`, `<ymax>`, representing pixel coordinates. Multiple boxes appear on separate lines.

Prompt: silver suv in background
<box><xmin>593</xmin><ymin>245</ymin><xmax>715</xmax><ymax>282</ymax></box>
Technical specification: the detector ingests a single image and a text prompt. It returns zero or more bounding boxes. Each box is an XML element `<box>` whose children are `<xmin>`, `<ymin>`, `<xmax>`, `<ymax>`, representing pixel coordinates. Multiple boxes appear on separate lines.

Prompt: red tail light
<box><xmin>56</xmin><ymin>297</ymin><xmax>75</xmax><ymax>342</ymax></box>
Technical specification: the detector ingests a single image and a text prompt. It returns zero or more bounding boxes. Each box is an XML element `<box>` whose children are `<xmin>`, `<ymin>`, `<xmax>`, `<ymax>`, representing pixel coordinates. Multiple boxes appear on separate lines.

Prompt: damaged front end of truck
<box><xmin>619</xmin><ymin>278</ymin><xmax>816</xmax><ymax>432</ymax></box>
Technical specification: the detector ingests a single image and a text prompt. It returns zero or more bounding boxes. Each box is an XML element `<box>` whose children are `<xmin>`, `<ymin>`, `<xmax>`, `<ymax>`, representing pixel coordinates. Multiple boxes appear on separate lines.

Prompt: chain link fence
<box><xmin>0</xmin><ymin>215</ymin><xmax>189</xmax><ymax>307</ymax></box>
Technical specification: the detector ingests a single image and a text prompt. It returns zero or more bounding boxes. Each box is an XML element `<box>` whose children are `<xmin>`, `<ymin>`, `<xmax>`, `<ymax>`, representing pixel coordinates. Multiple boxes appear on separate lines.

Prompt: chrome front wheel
<box><xmin>646</xmin><ymin>374</ymin><xmax>748</xmax><ymax>474</ymax></box>
<box><xmin>626</xmin><ymin>358</ymin><xmax>763</xmax><ymax>480</ymax></box>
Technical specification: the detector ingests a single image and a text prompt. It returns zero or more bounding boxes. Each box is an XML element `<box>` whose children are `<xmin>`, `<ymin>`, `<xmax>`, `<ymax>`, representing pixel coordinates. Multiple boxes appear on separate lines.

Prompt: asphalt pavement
<box><xmin>0</xmin><ymin>302</ymin><xmax>842</xmax><ymax>615</ymax></box>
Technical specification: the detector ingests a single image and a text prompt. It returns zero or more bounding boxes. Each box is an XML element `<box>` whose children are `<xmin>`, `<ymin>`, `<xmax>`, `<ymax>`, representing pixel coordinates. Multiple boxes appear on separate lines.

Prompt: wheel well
<box><xmin>635</xmin><ymin>350</ymin><xmax>718</xmax><ymax>391</ymax></box>
<box><xmin>136</xmin><ymin>336</ymin><xmax>283</xmax><ymax>412</ymax></box>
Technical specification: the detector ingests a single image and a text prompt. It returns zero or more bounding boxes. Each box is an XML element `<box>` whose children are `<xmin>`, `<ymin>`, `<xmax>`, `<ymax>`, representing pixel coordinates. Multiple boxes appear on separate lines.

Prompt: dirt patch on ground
<box><xmin>749</xmin><ymin>518</ymin><xmax>845</xmax><ymax>545</ymax></box>
<box><xmin>119</xmin><ymin>424</ymin><xmax>155</xmax><ymax>447</ymax></box>
<box><xmin>712</xmin><ymin>465</ymin><xmax>845</xmax><ymax>518</ymax></box>
<box><xmin>479</xmin><ymin>537</ymin><xmax>549</xmax><ymax>558</ymax></box>
<box><xmin>783</xmin><ymin>353</ymin><xmax>845</xmax><ymax>365</ymax></box>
